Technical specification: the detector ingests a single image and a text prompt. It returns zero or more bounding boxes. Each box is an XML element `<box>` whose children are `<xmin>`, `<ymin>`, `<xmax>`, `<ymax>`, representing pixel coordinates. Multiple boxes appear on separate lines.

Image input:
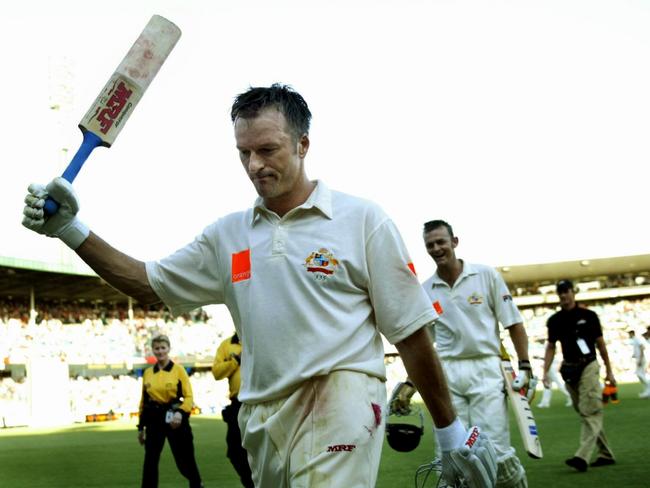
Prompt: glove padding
<box><xmin>388</xmin><ymin>380</ymin><xmax>416</xmax><ymax>416</ymax></box>
<box><xmin>441</xmin><ymin>426</ymin><xmax>497</xmax><ymax>488</ymax></box>
<box><xmin>22</xmin><ymin>177</ymin><xmax>89</xmax><ymax>250</ymax></box>
<box><xmin>512</xmin><ymin>360</ymin><xmax>538</xmax><ymax>402</ymax></box>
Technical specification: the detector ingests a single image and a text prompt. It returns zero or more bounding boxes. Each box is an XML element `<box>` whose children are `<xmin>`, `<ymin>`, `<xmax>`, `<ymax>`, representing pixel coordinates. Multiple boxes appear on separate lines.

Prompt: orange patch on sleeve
<box><xmin>433</xmin><ymin>301</ymin><xmax>443</xmax><ymax>314</ymax></box>
<box><xmin>407</xmin><ymin>262</ymin><xmax>416</xmax><ymax>275</ymax></box>
<box><xmin>232</xmin><ymin>249</ymin><xmax>251</xmax><ymax>283</ymax></box>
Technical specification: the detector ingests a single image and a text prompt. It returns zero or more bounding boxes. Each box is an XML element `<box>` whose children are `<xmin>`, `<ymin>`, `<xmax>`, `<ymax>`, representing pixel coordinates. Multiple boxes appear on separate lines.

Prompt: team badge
<box><xmin>304</xmin><ymin>248</ymin><xmax>339</xmax><ymax>280</ymax></box>
<box><xmin>467</xmin><ymin>293</ymin><xmax>484</xmax><ymax>305</ymax></box>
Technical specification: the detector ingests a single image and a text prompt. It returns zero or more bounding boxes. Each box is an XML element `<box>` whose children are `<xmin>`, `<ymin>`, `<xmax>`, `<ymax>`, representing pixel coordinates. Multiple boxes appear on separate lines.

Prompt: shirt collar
<box><xmin>250</xmin><ymin>180</ymin><xmax>333</xmax><ymax>225</ymax></box>
<box><xmin>153</xmin><ymin>360</ymin><xmax>174</xmax><ymax>373</ymax></box>
<box><xmin>429</xmin><ymin>260</ymin><xmax>477</xmax><ymax>287</ymax></box>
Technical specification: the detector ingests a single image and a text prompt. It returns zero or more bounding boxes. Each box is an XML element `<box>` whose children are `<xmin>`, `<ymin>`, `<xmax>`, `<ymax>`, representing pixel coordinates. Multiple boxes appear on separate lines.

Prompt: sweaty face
<box><xmin>234</xmin><ymin>108</ymin><xmax>308</xmax><ymax>205</ymax></box>
<box><xmin>423</xmin><ymin>227</ymin><xmax>458</xmax><ymax>267</ymax></box>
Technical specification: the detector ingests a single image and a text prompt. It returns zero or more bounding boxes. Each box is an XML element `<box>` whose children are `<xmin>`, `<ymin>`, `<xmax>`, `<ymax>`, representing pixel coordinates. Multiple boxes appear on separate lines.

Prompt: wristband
<box><xmin>518</xmin><ymin>359</ymin><xmax>532</xmax><ymax>371</ymax></box>
<box><xmin>435</xmin><ymin>417</ymin><xmax>466</xmax><ymax>452</ymax></box>
<box><xmin>59</xmin><ymin>218</ymin><xmax>90</xmax><ymax>250</ymax></box>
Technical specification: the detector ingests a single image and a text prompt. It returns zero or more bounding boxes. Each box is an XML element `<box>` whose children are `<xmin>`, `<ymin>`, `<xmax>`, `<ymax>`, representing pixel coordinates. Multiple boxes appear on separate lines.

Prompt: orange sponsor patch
<box><xmin>407</xmin><ymin>262</ymin><xmax>416</xmax><ymax>275</ymax></box>
<box><xmin>433</xmin><ymin>301</ymin><xmax>443</xmax><ymax>314</ymax></box>
<box><xmin>232</xmin><ymin>249</ymin><xmax>251</xmax><ymax>283</ymax></box>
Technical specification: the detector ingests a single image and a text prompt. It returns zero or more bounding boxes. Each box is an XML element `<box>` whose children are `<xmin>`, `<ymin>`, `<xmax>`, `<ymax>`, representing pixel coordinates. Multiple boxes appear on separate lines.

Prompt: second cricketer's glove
<box><xmin>441</xmin><ymin>426</ymin><xmax>497</xmax><ymax>488</ymax></box>
<box><xmin>389</xmin><ymin>380</ymin><xmax>416</xmax><ymax>416</ymax></box>
<box><xmin>512</xmin><ymin>360</ymin><xmax>537</xmax><ymax>402</ymax></box>
<box><xmin>22</xmin><ymin>177</ymin><xmax>89</xmax><ymax>250</ymax></box>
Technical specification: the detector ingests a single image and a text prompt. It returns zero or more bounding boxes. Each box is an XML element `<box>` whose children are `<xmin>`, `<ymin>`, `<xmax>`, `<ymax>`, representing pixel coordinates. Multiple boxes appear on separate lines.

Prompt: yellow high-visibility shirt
<box><xmin>212</xmin><ymin>335</ymin><xmax>242</xmax><ymax>399</ymax></box>
<box><xmin>139</xmin><ymin>360</ymin><xmax>194</xmax><ymax>415</ymax></box>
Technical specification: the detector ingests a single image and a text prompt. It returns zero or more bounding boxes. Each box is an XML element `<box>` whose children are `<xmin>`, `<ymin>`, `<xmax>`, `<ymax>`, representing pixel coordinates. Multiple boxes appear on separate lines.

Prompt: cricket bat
<box><xmin>43</xmin><ymin>15</ymin><xmax>181</xmax><ymax>215</ymax></box>
<box><xmin>500</xmin><ymin>342</ymin><xmax>543</xmax><ymax>459</ymax></box>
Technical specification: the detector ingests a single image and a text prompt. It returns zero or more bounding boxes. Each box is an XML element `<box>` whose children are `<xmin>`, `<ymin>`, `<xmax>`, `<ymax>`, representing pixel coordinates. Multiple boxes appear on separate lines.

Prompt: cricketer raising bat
<box><xmin>43</xmin><ymin>14</ymin><xmax>181</xmax><ymax>215</ymax></box>
<box><xmin>500</xmin><ymin>342</ymin><xmax>543</xmax><ymax>459</ymax></box>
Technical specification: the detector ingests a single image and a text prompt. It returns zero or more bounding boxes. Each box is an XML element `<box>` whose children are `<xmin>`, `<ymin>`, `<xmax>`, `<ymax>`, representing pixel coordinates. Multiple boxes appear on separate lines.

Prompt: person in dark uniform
<box><xmin>138</xmin><ymin>334</ymin><xmax>203</xmax><ymax>488</ymax></box>
<box><xmin>542</xmin><ymin>280</ymin><xmax>616</xmax><ymax>473</ymax></box>
<box><xmin>212</xmin><ymin>333</ymin><xmax>254</xmax><ymax>488</ymax></box>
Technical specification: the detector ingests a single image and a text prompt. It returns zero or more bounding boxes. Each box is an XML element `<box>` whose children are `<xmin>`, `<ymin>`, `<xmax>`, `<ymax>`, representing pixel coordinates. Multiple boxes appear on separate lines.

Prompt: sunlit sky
<box><xmin>3</xmin><ymin>0</ymin><xmax>649</xmax><ymax>283</ymax></box>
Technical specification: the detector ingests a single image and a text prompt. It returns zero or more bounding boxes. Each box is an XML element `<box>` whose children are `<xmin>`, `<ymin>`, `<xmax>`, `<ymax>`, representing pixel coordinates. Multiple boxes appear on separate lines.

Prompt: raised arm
<box><xmin>76</xmin><ymin>232</ymin><xmax>160</xmax><ymax>305</ymax></box>
<box><xmin>22</xmin><ymin>177</ymin><xmax>159</xmax><ymax>305</ymax></box>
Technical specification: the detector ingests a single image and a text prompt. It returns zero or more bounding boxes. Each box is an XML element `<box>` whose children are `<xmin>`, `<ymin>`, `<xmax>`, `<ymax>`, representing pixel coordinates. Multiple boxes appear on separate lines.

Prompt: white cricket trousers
<box><xmin>441</xmin><ymin>356</ymin><xmax>515</xmax><ymax>461</ymax></box>
<box><xmin>238</xmin><ymin>370</ymin><xmax>387</xmax><ymax>488</ymax></box>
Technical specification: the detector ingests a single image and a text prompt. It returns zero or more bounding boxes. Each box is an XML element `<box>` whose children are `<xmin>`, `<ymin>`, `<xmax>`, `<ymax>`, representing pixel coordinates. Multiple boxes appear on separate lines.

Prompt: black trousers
<box><xmin>223</xmin><ymin>398</ymin><xmax>254</xmax><ymax>488</ymax></box>
<box><xmin>141</xmin><ymin>410</ymin><xmax>202</xmax><ymax>488</ymax></box>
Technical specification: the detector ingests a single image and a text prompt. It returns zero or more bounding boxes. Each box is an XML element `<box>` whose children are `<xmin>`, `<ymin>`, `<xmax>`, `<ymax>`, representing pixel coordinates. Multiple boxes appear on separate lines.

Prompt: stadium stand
<box><xmin>1</xmin><ymin>254</ymin><xmax>649</xmax><ymax>428</ymax></box>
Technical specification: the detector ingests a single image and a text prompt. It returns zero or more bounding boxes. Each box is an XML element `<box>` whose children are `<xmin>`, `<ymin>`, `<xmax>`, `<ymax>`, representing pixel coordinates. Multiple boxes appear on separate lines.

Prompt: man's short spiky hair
<box><xmin>231</xmin><ymin>83</ymin><xmax>312</xmax><ymax>140</ymax></box>
<box><xmin>423</xmin><ymin>219</ymin><xmax>454</xmax><ymax>238</ymax></box>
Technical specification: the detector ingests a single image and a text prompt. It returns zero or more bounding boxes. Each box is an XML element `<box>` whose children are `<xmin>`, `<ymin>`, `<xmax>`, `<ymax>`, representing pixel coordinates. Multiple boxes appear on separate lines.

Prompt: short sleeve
<box><xmin>366</xmin><ymin>218</ymin><xmax>437</xmax><ymax>344</ymax></box>
<box><xmin>146</xmin><ymin>222</ymin><xmax>225</xmax><ymax>316</ymax></box>
<box><xmin>490</xmin><ymin>267</ymin><xmax>523</xmax><ymax>328</ymax></box>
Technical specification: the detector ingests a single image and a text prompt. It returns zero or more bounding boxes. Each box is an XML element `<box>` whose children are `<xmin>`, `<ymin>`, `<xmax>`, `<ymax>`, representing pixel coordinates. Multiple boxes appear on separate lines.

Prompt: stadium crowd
<box><xmin>0</xmin><ymin>299</ymin><xmax>215</xmax><ymax>364</ymax></box>
<box><xmin>510</xmin><ymin>273</ymin><xmax>649</xmax><ymax>297</ymax></box>
<box><xmin>1</xmin><ymin>296</ymin><xmax>649</xmax><ymax>428</ymax></box>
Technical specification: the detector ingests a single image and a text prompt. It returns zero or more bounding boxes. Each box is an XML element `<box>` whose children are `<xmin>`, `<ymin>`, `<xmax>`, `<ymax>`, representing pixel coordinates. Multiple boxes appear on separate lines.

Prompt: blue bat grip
<box><xmin>43</xmin><ymin>131</ymin><xmax>103</xmax><ymax>216</ymax></box>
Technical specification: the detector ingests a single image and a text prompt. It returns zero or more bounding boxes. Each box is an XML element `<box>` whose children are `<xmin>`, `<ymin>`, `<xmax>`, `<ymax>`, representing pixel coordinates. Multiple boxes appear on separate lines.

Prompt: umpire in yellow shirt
<box><xmin>138</xmin><ymin>334</ymin><xmax>203</xmax><ymax>488</ymax></box>
<box><xmin>212</xmin><ymin>333</ymin><xmax>254</xmax><ymax>488</ymax></box>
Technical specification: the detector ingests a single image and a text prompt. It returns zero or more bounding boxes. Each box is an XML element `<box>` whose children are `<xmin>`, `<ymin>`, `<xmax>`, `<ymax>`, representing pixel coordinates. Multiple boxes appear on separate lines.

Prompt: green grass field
<box><xmin>1</xmin><ymin>383</ymin><xmax>648</xmax><ymax>487</ymax></box>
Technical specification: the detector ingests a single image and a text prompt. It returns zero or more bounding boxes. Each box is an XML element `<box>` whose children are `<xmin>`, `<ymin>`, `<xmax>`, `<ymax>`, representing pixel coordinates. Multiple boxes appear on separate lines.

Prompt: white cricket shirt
<box><xmin>421</xmin><ymin>262</ymin><xmax>522</xmax><ymax>359</ymax></box>
<box><xmin>146</xmin><ymin>181</ymin><xmax>436</xmax><ymax>403</ymax></box>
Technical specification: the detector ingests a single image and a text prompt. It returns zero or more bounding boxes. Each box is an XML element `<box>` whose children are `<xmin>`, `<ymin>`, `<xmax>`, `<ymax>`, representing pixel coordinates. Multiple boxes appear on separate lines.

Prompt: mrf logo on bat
<box><xmin>94</xmin><ymin>79</ymin><xmax>134</xmax><ymax>133</ymax></box>
<box><xmin>81</xmin><ymin>73</ymin><xmax>143</xmax><ymax>147</ymax></box>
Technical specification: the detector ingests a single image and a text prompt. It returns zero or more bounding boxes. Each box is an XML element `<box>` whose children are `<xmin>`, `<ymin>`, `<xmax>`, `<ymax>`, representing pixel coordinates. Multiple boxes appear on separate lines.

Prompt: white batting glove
<box><xmin>512</xmin><ymin>359</ymin><xmax>537</xmax><ymax>402</ymax></box>
<box><xmin>22</xmin><ymin>177</ymin><xmax>90</xmax><ymax>250</ymax></box>
<box><xmin>440</xmin><ymin>424</ymin><xmax>497</xmax><ymax>488</ymax></box>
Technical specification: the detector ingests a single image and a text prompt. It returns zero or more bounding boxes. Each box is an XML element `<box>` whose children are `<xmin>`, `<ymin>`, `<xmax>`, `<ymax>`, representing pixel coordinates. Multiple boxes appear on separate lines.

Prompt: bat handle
<box><xmin>43</xmin><ymin>131</ymin><xmax>103</xmax><ymax>216</ymax></box>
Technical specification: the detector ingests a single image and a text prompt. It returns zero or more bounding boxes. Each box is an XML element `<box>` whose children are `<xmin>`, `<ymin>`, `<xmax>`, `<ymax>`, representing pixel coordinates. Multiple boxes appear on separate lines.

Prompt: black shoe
<box><xmin>566</xmin><ymin>456</ymin><xmax>588</xmax><ymax>472</ymax></box>
<box><xmin>590</xmin><ymin>457</ymin><xmax>616</xmax><ymax>467</ymax></box>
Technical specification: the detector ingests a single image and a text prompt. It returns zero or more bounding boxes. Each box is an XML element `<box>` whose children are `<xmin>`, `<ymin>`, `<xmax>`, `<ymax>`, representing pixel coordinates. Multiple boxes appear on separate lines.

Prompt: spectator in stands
<box><xmin>628</xmin><ymin>329</ymin><xmax>650</xmax><ymax>398</ymax></box>
<box><xmin>212</xmin><ymin>332</ymin><xmax>254</xmax><ymax>488</ymax></box>
<box><xmin>543</xmin><ymin>280</ymin><xmax>616</xmax><ymax>472</ymax></box>
<box><xmin>137</xmin><ymin>335</ymin><xmax>203</xmax><ymax>488</ymax></box>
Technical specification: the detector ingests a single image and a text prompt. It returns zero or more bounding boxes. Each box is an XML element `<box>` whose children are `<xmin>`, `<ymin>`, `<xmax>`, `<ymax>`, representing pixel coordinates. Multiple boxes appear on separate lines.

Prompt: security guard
<box><xmin>543</xmin><ymin>280</ymin><xmax>616</xmax><ymax>472</ymax></box>
<box><xmin>138</xmin><ymin>334</ymin><xmax>203</xmax><ymax>488</ymax></box>
<box><xmin>212</xmin><ymin>333</ymin><xmax>254</xmax><ymax>488</ymax></box>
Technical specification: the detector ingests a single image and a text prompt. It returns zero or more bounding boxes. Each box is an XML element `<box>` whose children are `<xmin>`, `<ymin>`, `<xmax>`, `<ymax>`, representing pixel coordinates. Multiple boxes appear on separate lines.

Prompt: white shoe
<box><xmin>639</xmin><ymin>391</ymin><xmax>650</xmax><ymax>399</ymax></box>
<box><xmin>565</xmin><ymin>401</ymin><xmax>573</xmax><ymax>407</ymax></box>
<box><xmin>537</xmin><ymin>403</ymin><xmax>549</xmax><ymax>408</ymax></box>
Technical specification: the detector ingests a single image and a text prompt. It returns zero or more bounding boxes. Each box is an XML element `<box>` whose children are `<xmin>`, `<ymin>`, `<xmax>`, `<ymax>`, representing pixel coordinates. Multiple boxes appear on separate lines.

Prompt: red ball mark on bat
<box><xmin>143</xmin><ymin>49</ymin><xmax>154</xmax><ymax>60</ymax></box>
<box><xmin>128</xmin><ymin>68</ymin><xmax>141</xmax><ymax>79</ymax></box>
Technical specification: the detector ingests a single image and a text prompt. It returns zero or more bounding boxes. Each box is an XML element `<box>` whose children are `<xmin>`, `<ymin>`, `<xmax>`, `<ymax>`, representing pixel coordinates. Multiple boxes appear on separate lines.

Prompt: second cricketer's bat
<box><xmin>44</xmin><ymin>14</ymin><xmax>181</xmax><ymax>215</ymax></box>
<box><xmin>500</xmin><ymin>342</ymin><xmax>543</xmax><ymax>459</ymax></box>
